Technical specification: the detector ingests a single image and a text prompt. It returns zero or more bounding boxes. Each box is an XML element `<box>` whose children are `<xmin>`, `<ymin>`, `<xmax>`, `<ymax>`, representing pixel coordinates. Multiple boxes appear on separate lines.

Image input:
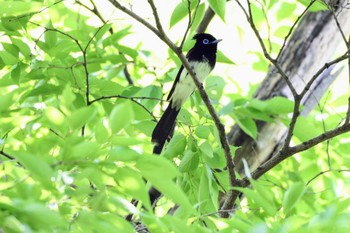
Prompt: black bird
<box><xmin>152</xmin><ymin>33</ymin><xmax>221</xmax><ymax>154</ymax></box>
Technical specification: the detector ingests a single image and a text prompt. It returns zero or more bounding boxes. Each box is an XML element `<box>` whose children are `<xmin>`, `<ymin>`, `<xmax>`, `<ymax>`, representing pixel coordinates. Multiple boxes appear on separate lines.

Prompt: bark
<box><xmin>228</xmin><ymin>2</ymin><xmax>350</xmax><ymax>175</ymax></box>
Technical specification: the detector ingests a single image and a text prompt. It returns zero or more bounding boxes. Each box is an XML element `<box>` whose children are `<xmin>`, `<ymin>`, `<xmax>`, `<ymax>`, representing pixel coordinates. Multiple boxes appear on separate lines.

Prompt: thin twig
<box><xmin>301</xmin><ymin>52</ymin><xmax>350</xmax><ymax>98</ymax></box>
<box><xmin>76</xmin><ymin>0</ymin><xmax>134</xmax><ymax>86</ymax></box>
<box><xmin>147</xmin><ymin>0</ymin><xmax>166</xmax><ymax>35</ymax></box>
<box><xmin>84</xmin><ymin>24</ymin><xmax>108</xmax><ymax>106</ymax></box>
<box><xmin>196</xmin><ymin>7</ymin><xmax>215</xmax><ymax>33</ymax></box>
<box><xmin>239</xmin><ymin>123</ymin><xmax>350</xmax><ymax>187</ymax></box>
<box><xmin>14</xmin><ymin>0</ymin><xmax>65</xmax><ymax>20</ymax></box>
<box><xmin>236</xmin><ymin>0</ymin><xmax>298</xmax><ymax>98</ymax></box>
<box><xmin>327</xmin><ymin>1</ymin><xmax>350</xmax><ymax>124</ymax></box>
<box><xmin>90</xmin><ymin>95</ymin><xmax>161</xmax><ymax>121</ymax></box>
<box><xmin>306</xmin><ymin>169</ymin><xmax>350</xmax><ymax>186</ymax></box>
<box><xmin>276</xmin><ymin>0</ymin><xmax>316</xmax><ymax>61</ymax></box>
<box><xmin>179</xmin><ymin>0</ymin><xmax>200</xmax><ymax>49</ymax></box>
<box><xmin>90</xmin><ymin>95</ymin><xmax>163</xmax><ymax>104</ymax></box>
<box><xmin>0</xmin><ymin>150</ymin><xmax>15</xmax><ymax>160</ymax></box>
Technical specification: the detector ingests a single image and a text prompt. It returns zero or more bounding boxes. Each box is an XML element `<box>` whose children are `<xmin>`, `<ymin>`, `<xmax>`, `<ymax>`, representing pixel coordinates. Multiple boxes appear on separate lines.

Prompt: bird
<box><xmin>152</xmin><ymin>33</ymin><xmax>222</xmax><ymax>154</ymax></box>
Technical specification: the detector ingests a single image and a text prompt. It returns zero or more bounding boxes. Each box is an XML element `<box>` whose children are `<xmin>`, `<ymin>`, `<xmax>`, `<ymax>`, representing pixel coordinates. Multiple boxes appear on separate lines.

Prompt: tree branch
<box><xmin>196</xmin><ymin>7</ymin><xmax>215</xmax><ymax>33</ymax></box>
<box><xmin>236</xmin><ymin>0</ymin><xmax>298</xmax><ymax>98</ymax></box>
<box><xmin>109</xmin><ymin>0</ymin><xmax>237</xmax><ymax>190</ymax></box>
<box><xmin>240</xmin><ymin>123</ymin><xmax>350</xmax><ymax>187</ymax></box>
<box><xmin>0</xmin><ymin>150</ymin><xmax>15</xmax><ymax>160</ymax></box>
<box><xmin>306</xmin><ymin>169</ymin><xmax>350</xmax><ymax>186</ymax></box>
<box><xmin>276</xmin><ymin>0</ymin><xmax>316</xmax><ymax>61</ymax></box>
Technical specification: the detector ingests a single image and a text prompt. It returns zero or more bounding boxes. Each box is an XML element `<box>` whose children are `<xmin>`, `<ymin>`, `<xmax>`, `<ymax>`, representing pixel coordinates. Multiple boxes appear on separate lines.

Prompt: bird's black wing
<box><xmin>167</xmin><ymin>65</ymin><xmax>184</xmax><ymax>101</ymax></box>
<box><xmin>167</xmin><ymin>48</ymin><xmax>195</xmax><ymax>101</ymax></box>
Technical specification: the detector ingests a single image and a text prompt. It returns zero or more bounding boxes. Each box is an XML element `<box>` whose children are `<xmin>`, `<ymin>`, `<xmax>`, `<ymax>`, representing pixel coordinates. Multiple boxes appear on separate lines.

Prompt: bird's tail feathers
<box><xmin>152</xmin><ymin>102</ymin><xmax>179</xmax><ymax>154</ymax></box>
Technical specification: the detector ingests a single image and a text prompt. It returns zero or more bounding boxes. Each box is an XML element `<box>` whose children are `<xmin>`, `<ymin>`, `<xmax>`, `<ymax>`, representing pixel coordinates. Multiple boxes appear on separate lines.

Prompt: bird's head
<box><xmin>193</xmin><ymin>33</ymin><xmax>222</xmax><ymax>50</ymax></box>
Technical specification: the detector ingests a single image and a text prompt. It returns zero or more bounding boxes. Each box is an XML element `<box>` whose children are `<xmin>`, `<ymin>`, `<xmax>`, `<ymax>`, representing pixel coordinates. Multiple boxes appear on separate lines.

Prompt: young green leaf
<box><xmin>136</xmin><ymin>155</ymin><xmax>193</xmax><ymax>213</ymax></box>
<box><xmin>114</xmin><ymin>167</ymin><xmax>151</xmax><ymax>210</ymax></box>
<box><xmin>68</xmin><ymin>106</ymin><xmax>96</xmax><ymax>130</ymax></box>
<box><xmin>233</xmin><ymin>116</ymin><xmax>258</xmax><ymax>139</ymax></box>
<box><xmin>95</xmin><ymin>119</ymin><xmax>110</xmax><ymax>144</ymax></box>
<box><xmin>109</xmin><ymin>101</ymin><xmax>134</xmax><ymax>133</ymax></box>
<box><xmin>169</xmin><ymin>0</ymin><xmax>199</xmax><ymax>28</ymax></box>
<box><xmin>178</xmin><ymin>150</ymin><xmax>199</xmax><ymax>172</ymax></box>
<box><xmin>283</xmin><ymin>182</ymin><xmax>305</xmax><ymax>215</ymax></box>
<box><xmin>195</xmin><ymin>125</ymin><xmax>211</xmax><ymax>139</ymax></box>
<box><xmin>163</xmin><ymin>134</ymin><xmax>187</xmax><ymax>158</ymax></box>
<box><xmin>207</xmin><ymin>0</ymin><xmax>226</xmax><ymax>22</ymax></box>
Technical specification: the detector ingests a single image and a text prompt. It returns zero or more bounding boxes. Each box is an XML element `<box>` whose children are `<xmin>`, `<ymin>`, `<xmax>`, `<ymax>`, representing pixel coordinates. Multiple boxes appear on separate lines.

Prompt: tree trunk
<box><xmin>228</xmin><ymin>1</ymin><xmax>350</xmax><ymax>175</ymax></box>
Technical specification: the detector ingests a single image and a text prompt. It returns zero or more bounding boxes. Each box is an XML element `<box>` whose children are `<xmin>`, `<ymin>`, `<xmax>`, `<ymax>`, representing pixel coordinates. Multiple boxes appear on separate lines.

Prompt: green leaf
<box><xmin>178</xmin><ymin>150</ymin><xmax>199</xmax><ymax>172</ymax></box>
<box><xmin>283</xmin><ymin>182</ymin><xmax>305</xmax><ymax>214</ymax></box>
<box><xmin>102</xmin><ymin>25</ymin><xmax>132</xmax><ymax>47</ymax></box>
<box><xmin>114</xmin><ymin>167</ymin><xmax>151</xmax><ymax>210</ymax></box>
<box><xmin>264</xmin><ymin>96</ymin><xmax>295</xmax><ymax>114</ymax></box>
<box><xmin>67</xmin><ymin>106</ymin><xmax>97</xmax><ymax>130</ymax></box>
<box><xmin>11</xmin><ymin>63</ymin><xmax>21</xmax><ymax>83</ymax></box>
<box><xmin>136</xmin><ymin>155</ymin><xmax>178</xmax><ymax>180</ymax></box>
<box><xmin>294</xmin><ymin>116</ymin><xmax>323</xmax><ymax>141</ymax></box>
<box><xmin>95</xmin><ymin>119</ymin><xmax>110</xmax><ymax>144</ymax></box>
<box><xmin>276</xmin><ymin>2</ymin><xmax>297</xmax><ymax>21</ymax></box>
<box><xmin>206</xmin><ymin>75</ymin><xmax>225</xmax><ymax>101</ymax></box>
<box><xmin>15</xmin><ymin>153</ymin><xmax>55</xmax><ymax>189</ymax></box>
<box><xmin>250</xmin><ymin>3</ymin><xmax>265</xmax><ymax>27</ymax></box>
<box><xmin>94</xmin><ymin>23</ymin><xmax>112</xmax><ymax>42</ymax></box>
<box><xmin>207</xmin><ymin>0</ymin><xmax>226</xmax><ymax>22</ymax></box>
<box><xmin>233</xmin><ymin>116</ymin><xmax>257</xmax><ymax>139</ymax></box>
<box><xmin>21</xmin><ymin>203</ymin><xmax>66</xmax><ymax>229</ymax></box>
<box><xmin>109</xmin><ymin>101</ymin><xmax>134</xmax><ymax>133</ymax></box>
<box><xmin>0</xmin><ymin>91</ymin><xmax>15</xmax><ymax>111</ymax></box>
<box><xmin>45</xmin><ymin>107</ymin><xmax>65</xmax><ymax>126</ymax></box>
<box><xmin>203</xmin><ymin>147</ymin><xmax>227</xmax><ymax>169</ymax></box>
<box><xmin>189</xmin><ymin>3</ymin><xmax>206</xmax><ymax>33</ymax></box>
<box><xmin>21</xmin><ymin>84</ymin><xmax>63</xmax><ymax>100</ymax></box>
<box><xmin>137</xmin><ymin>85</ymin><xmax>162</xmax><ymax>110</ymax></box>
<box><xmin>11</xmin><ymin>37</ymin><xmax>31</xmax><ymax>58</ymax></box>
<box><xmin>252</xmin><ymin>52</ymin><xmax>269</xmax><ymax>72</ymax></box>
<box><xmin>169</xmin><ymin>0</ymin><xmax>199</xmax><ymax>28</ymax></box>
<box><xmin>163</xmin><ymin>134</ymin><xmax>187</xmax><ymax>158</ymax></box>
<box><xmin>0</xmin><ymin>2</ymin><xmax>42</xmax><ymax>16</ymax></box>
<box><xmin>136</xmin><ymin>155</ymin><xmax>193</xmax><ymax>213</ymax></box>
<box><xmin>2</xmin><ymin>42</ymin><xmax>19</xmax><ymax>57</ymax></box>
<box><xmin>194</xmin><ymin>125</ymin><xmax>210</xmax><ymax>139</ymax></box>
<box><xmin>108</xmin><ymin>147</ymin><xmax>141</xmax><ymax>162</ymax></box>
<box><xmin>111</xmin><ymin>135</ymin><xmax>144</xmax><ymax>146</ymax></box>
<box><xmin>198</xmin><ymin>166</ymin><xmax>217</xmax><ymax>213</ymax></box>
<box><xmin>65</xmin><ymin>141</ymin><xmax>99</xmax><ymax>159</ymax></box>
<box><xmin>298</xmin><ymin>0</ymin><xmax>327</xmax><ymax>12</ymax></box>
<box><xmin>0</xmin><ymin>50</ymin><xmax>19</xmax><ymax>65</ymax></box>
<box><xmin>235</xmin><ymin>186</ymin><xmax>276</xmax><ymax>216</ymax></box>
<box><xmin>114</xmin><ymin>44</ymin><xmax>138</xmax><ymax>59</ymax></box>
<box><xmin>90</xmin><ymin>79</ymin><xmax>125</xmax><ymax>97</ymax></box>
<box><xmin>216</xmin><ymin>51</ymin><xmax>235</xmax><ymax>64</ymax></box>
<box><xmin>45</xmin><ymin>21</ymin><xmax>57</xmax><ymax>48</ymax></box>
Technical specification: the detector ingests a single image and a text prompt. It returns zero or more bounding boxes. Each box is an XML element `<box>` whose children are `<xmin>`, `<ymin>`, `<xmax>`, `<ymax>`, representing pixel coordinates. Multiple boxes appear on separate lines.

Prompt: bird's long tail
<box><xmin>152</xmin><ymin>101</ymin><xmax>179</xmax><ymax>154</ymax></box>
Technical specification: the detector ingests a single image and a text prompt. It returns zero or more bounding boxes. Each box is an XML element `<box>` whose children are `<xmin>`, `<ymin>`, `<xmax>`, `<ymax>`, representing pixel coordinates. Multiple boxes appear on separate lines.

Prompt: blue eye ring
<box><xmin>203</xmin><ymin>39</ymin><xmax>209</xmax><ymax>44</ymax></box>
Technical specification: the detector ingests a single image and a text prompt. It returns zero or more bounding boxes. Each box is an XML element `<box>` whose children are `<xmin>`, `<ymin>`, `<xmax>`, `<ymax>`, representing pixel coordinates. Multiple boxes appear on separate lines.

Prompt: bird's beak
<box><xmin>210</xmin><ymin>39</ymin><xmax>222</xmax><ymax>44</ymax></box>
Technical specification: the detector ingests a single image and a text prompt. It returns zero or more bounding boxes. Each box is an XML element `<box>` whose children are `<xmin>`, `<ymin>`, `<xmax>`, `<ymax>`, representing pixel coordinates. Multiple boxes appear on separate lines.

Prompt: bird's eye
<box><xmin>203</xmin><ymin>39</ymin><xmax>209</xmax><ymax>44</ymax></box>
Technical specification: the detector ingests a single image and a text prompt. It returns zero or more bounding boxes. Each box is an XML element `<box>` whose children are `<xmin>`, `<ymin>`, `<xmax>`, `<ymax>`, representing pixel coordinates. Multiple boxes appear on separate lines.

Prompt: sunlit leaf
<box><xmin>207</xmin><ymin>0</ymin><xmax>226</xmax><ymax>22</ymax></box>
<box><xmin>283</xmin><ymin>182</ymin><xmax>305</xmax><ymax>215</ymax></box>
<box><xmin>233</xmin><ymin>115</ymin><xmax>257</xmax><ymax>139</ymax></box>
<box><xmin>178</xmin><ymin>149</ymin><xmax>199</xmax><ymax>172</ymax></box>
<box><xmin>169</xmin><ymin>0</ymin><xmax>199</xmax><ymax>28</ymax></box>
<box><xmin>163</xmin><ymin>133</ymin><xmax>187</xmax><ymax>158</ymax></box>
<box><xmin>109</xmin><ymin>101</ymin><xmax>134</xmax><ymax>133</ymax></box>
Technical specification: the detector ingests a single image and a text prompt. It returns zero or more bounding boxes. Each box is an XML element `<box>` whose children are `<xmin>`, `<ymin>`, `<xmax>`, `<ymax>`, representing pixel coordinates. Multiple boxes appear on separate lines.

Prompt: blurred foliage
<box><xmin>0</xmin><ymin>0</ymin><xmax>349</xmax><ymax>232</ymax></box>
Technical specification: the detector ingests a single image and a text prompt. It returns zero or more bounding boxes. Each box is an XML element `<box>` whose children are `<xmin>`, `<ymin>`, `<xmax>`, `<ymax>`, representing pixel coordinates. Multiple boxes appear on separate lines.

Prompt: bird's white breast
<box><xmin>170</xmin><ymin>61</ymin><xmax>212</xmax><ymax>109</ymax></box>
